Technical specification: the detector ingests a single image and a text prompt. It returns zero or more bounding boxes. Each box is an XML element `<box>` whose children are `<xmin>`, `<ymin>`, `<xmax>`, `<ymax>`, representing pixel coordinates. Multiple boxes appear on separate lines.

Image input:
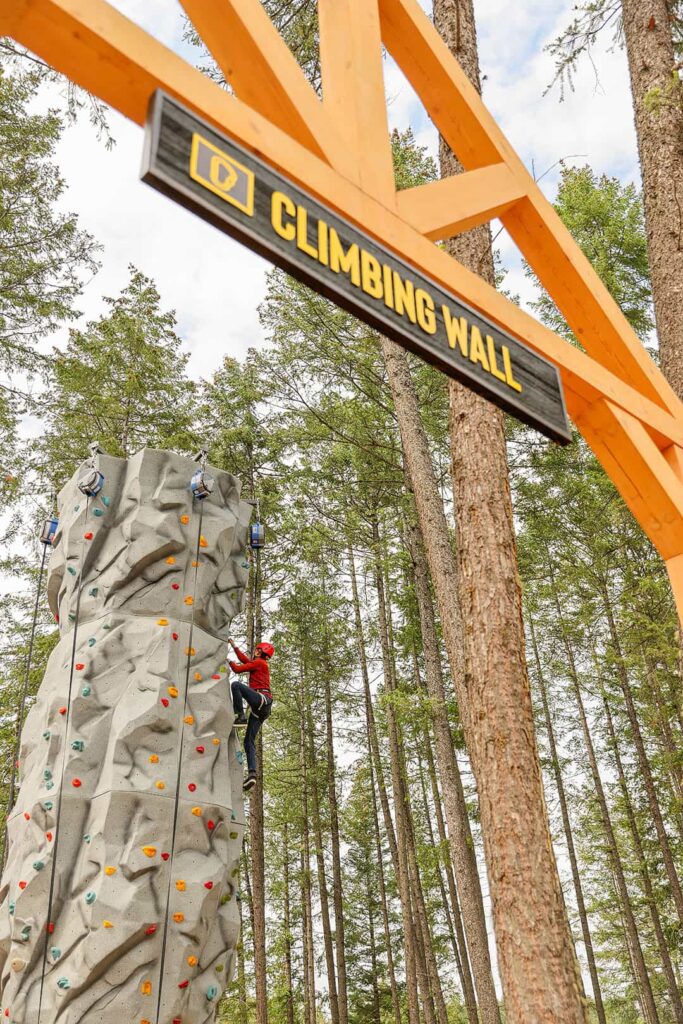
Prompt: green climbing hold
<box><xmin>215</xmin><ymin>964</ymin><xmax>224</xmax><ymax>973</ymax></box>
<box><xmin>82</xmin><ymin>686</ymin><xmax>91</xmax><ymax>697</ymax></box>
<box><xmin>43</xmin><ymin>801</ymin><xmax>53</xmax><ymax>810</ymax></box>
<box><xmin>68</xmin><ymin>613</ymin><xmax>76</xmax><ymax>622</ymax></box>
<box><xmin>88</xmin><ymin>637</ymin><xmax>96</xmax><ymax>647</ymax></box>
<box><xmin>44</xmin><ymin>769</ymin><xmax>52</xmax><ymax>780</ymax></box>
<box><xmin>88</xmin><ymin>587</ymin><xmax>99</xmax><ymax>597</ymax></box>
<box><xmin>207</xmin><ymin>986</ymin><xmax>218</xmax><ymax>1001</ymax></box>
<box><xmin>9</xmin><ymin>901</ymin><xmax>15</xmax><ymax>915</ymax></box>
<box><xmin>229</xmin><ymin>832</ymin><xmax>238</xmax><ymax>840</ymax></box>
<box><xmin>101</xmin><ymin>495</ymin><xmax>110</xmax><ymax>506</ymax></box>
<box><xmin>57</xmin><ymin>977</ymin><xmax>70</xmax><ymax>989</ymax></box>
<box><xmin>230</xmin><ymin>811</ymin><xmax>236</xmax><ymax>821</ymax></box>
<box><xmin>93</xmin><ymin>508</ymin><xmax>104</xmax><ymax>517</ymax></box>
<box><xmin>103</xmin><ymin>623</ymin><xmax>111</xmax><ymax>630</ymax></box>
<box><xmin>220</xmin><ymin>894</ymin><xmax>230</xmax><ymax>905</ymax></box>
<box><xmin>46</xmin><ymin>781</ymin><xmax>54</xmax><ymax>790</ymax></box>
<box><xmin>74</xmin><ymin>505</ymin><xmax>80</xmax><ymax>513</ymax></box>
<box><xmin>85</xmin><ymin>891</ymin><xmax>96</xmax><ymax>905</ymax></box>
<box><xmin>20</xmin><ymin>926</ymin><xmax>31</xmax><ymax>942</ymax></box>
<box><xmin>71</xmin><ymin>740</ymin><xmax>84</xmax><ymax>752</ymax></box>
<box><xmin>67</xmin><ymin>566</ymin><xmax>76</xmax><ymax>576</ymax></box>
<box><xmin>83</xmin><ymin>834</ymin><xmax>91</xmax><ymax>844</ymax></box>
<box><xmin>51</xmin><ymin>947</ymin><xmax>61</xmax><ymax>961</ymax></box>
<box><xmin>33</xmin><ymin>860</ymin><xmax>45</xmax><ymax>871</ymax></box>
<box><xmin>43</xmin><ymin>731</ymin><xmax>51</xmax><ymax>740</ymax></box>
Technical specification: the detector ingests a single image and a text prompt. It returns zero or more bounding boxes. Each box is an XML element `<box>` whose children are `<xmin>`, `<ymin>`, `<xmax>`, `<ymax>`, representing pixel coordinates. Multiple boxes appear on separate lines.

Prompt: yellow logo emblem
<box><xmin>189</xmin><ymin>133</ymin><xmax>255</xmax><ymax>216</ymax></box>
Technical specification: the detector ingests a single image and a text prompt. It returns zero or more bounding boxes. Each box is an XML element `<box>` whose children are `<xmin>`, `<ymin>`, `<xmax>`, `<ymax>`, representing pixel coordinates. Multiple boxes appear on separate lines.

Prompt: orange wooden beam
<box><xmin>397</xmin><ymin>164</ymin><xmax>526</xmax><ymax>239</ymax></box>
<box><xmin>178</xmin><ymin>0</ymin><xmax>353</xmax><ymax>174</ymax></box>
<box><xmin>318</xmin><ymin>0</ymin><xmax>395</xmax><ymax>199</ymax></box>
<box><xmin>377</xmin><ymin>0</ymin><xmax>683</xmax><ymax>419</ymax></box>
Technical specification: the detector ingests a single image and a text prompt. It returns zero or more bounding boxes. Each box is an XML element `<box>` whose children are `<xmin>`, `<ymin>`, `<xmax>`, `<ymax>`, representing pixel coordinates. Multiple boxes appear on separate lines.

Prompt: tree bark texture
<box><xmin>620</xmin><ymin>0</ymin><xmax>683</xmax><ymax>400</ymax></box>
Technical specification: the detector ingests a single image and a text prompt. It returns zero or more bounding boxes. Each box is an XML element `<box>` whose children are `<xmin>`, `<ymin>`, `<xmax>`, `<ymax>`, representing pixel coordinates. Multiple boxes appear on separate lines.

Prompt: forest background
<box><xmin>0</xmin><ymin>1</ymin><xmax>681</xmax><ymax>1024</ymax></box>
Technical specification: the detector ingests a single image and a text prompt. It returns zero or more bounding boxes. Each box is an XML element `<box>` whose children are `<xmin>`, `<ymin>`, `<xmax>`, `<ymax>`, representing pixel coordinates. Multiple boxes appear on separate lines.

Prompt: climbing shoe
<box><xmin>233</xmin><ymin>715</ymin><xmax>248</xmax><ymax>729</ymax></box>
<box><xmin>243</xmin><ymin>771</ymin><xmax>257</xmax><ymax>793</ymax></box>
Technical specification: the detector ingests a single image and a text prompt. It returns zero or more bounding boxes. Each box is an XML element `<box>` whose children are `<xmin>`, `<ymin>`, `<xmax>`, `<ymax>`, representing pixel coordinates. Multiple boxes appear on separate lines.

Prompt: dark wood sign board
<box><xmin>142</xmin><ymin>91</ymin><xmax>570</xmax><ymax>444</ymax></box>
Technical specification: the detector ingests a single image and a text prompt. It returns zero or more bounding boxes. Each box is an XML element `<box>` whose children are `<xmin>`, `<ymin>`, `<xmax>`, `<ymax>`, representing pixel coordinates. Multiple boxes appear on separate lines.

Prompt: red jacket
<box><xmin>229</xmin><ymin>646</ymin><xmax>272</xmax><ymax>697</ymax></box>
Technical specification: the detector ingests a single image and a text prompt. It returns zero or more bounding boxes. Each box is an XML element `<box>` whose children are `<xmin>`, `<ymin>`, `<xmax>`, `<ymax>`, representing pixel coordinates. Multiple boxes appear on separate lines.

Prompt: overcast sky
<box><xmin>42</xmin><ymin>0</ymin><xmax>637</xmax><ymax>385</ymax></box>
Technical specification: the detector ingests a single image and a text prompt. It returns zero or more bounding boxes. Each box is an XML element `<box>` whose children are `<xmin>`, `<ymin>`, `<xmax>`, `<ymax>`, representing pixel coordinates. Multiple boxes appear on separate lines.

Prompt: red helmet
<box><xmin>255</xmin><ymin>642</ymin><xmax>275</xmax><ymax>658</ymax></box>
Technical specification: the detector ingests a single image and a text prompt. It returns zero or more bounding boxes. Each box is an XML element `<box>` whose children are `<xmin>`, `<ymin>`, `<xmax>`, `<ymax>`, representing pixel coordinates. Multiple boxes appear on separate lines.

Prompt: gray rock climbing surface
<box><xmin>0</xmin><ymin>448</ymin><xmax>252</xmax><ymax>1023</ymax></box>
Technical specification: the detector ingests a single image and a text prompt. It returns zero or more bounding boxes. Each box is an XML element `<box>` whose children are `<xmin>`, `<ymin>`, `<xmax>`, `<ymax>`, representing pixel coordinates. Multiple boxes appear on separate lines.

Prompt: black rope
<box><xmin>154</xmin><ymin>497</ymin><xmax>206</xmax><ymax>1024</ymax></box>
<box><xmin>1</xmin><ymin>541</ymin><xmax>50</xmax><ymax>871</ymax></box>
<box><xmin>37</xmin><ymin>497</ymin><xmax>90</xmax><ymax>1023</ymax></box>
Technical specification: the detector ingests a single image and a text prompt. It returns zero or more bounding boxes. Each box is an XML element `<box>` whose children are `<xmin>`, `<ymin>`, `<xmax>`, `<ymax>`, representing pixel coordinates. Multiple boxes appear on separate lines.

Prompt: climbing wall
<box><xmin>0</xmin><ymin>448</ymin><xmax>253</xmax><ymax>1023</ymax></box>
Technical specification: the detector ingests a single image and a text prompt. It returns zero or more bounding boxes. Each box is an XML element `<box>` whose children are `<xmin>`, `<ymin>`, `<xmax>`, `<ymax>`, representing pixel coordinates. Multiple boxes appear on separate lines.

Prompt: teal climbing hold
<box><xmin>236</xmin><ymin>752</ymin><xmax>244</xmax><ymax>765</ymax></box>
<box><xmin>88</xmin><ymin>587</ymin><xmax>99</xmax><ymax>597</ymax></box>
<box><xmin>83</xmin><ymin>834</ymin><xmax>91</xmax><ymax>844</ymax></box>
<box><xmin>207</xmin><ymin>986</ymin><xmax>218</xmax><ymax>1001</ymax></box>
<box><xmin>33</xmin><ymin>860</ymin><xmax>45</xmax><ymax>871</ymax></box>
<box><xmin>93</xmin><ymin>508</ymin><xmax>104</xmax><ymax>517</ymax></box>
<box><xmin>43</xmin><ymin>731</ymin><xmax>51</xmax><ymax>740</ymax></box>
<box><xmin>51</xmin><ymin>947</ymin><xmax>61</xmax><ymax>961</ymax></box>
<box><xmin>9</xmin><ymin>901</ymin><xmax>15</xmax><ymax>915</ymax></box>
<box><xmin>74</xmin><ymin>505</ymin><xmax>80</xmax><ymax>513</ymax></box>
<box><xmin>20</xmin><ymin>926</ymin><xmax>31</xmax><ymax>942</ymax></box>
<box><xmin>44</xmin><ymin>801</ymin><xmax>53</xmax><ymax>811</ymax></box>
<box><xmin>67</xmin><ymin>566</ymin><xmax>76</xmax><ymax>576</ymax></box>
<box><xmin>103</xmin><ymin>623</ymin><xmax>111</xmax><ymax>630</ymax></box>
<box><xmin>101</xmin><ymin>495</ymin><xmax>110</xmax><ymax>506</ymax></box>
<box><xmin>44</xmin><ymin>769</ymin><xmax>52</xmax><ymax>780</ymax></box>
<box><xmin>57</xmin><ymin>977</ymin><xmax>70</xmax><ymax>990</ymax></box>
<box><xmin>71</xmin><ymin>740</ymin><xmax>84</xmax><ymax>752</ymax></box>
<box><xmin>46</xmin><ymin>781</ymin><xmax>54</xmax><ymax>790</ymax></box>
<box><xmin>68</xmin><ymin>613</ymin><xmax>76</xmax><ymax>622</ymax></box>
<box><xmin>85</xmin><ymin>891</ymin><xmax>96</xmax><ymax>905</ymax></box>
<box><xmin>82</xmin><ymin>687</ymin><xmax>91</xmax><ymax>697</ymax></box>
<box><xmin>231</xmin><ymin>811</ymin><xmax>236</xmax><ymax>821</ymax></box>
<box><xmin>88</xmin><ymin>637</ymin><xmax>96</xmax><ymax>647</ymax></box>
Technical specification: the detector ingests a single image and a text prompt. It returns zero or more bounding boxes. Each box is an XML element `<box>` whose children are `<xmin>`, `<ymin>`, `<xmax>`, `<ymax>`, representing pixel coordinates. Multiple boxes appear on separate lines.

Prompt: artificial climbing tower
<box><xmin>0</xmin><ymin>448</ymin><xmax>253</xmax><ymax>1023</ymax></box>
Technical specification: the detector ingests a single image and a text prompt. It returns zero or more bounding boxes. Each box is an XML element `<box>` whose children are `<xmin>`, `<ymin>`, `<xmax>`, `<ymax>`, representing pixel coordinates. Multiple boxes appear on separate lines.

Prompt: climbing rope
<box><xmin>36</xmin><ymin>494</ymin><xmax>90</xmax><ymax>1023</ymax></box>
<box><xmin>153</xmin><ymin>483</ymin><xmax>207</xmax><ymax>1024</ymax></box>
<box><xmin>1</xmin><ymin>527</ymin><xmax>53</xmax><ymax>871</ymax></box>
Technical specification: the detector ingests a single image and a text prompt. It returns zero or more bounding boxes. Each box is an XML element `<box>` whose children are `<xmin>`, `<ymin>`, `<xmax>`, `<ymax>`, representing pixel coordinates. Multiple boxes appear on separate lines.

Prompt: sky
<box><xmin>43</xmin><ymin>0</ymin><xmax>638</xmax><ymax>385</ymax></box>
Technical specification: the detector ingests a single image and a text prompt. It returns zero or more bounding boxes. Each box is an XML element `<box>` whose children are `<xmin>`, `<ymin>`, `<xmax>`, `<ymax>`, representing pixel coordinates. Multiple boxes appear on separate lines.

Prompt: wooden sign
<box><xmin>142</xmin><ymin>92</ymin><xmax>570</xmax><ymax>444</ymax></box>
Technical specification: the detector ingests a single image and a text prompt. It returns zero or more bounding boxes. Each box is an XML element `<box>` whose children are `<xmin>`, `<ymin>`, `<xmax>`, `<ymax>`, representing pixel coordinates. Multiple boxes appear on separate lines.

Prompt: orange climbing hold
<box><xmin>199</xmin><ymin>536</ymin><xmax>208</xmax><ymax>548</ymax></box>
<box><xmin>104</xmin><ymin>867</ymin><xmax>116</xmax><ymax>876</ymax></box>
<box><xmin>149</xmin><ymin>755</ymin><xmax>159</xmax><ymax>764</ymax></box>
<box><xmin>184</xmin><ymin>716</ymin><xmax>194</xmax><ymax>725</ymax></box>
<box><xmin>142</xmin><ymin>847</ymin><xmax>157</xmax><ymax>859</ymax></box>
<box><xmin>176</xmin><ymin>880</ymin><xmax>186</xmax><ymax>892</ymax></box>
<box><xmin>187</xmin><ymin>955</ymin><xmax>197</xmax><ymax>966</ymax></box>
<box><xmin>180</xmin><ymin>515</ymin><xmax>189</xmax><ymax>525</ymax></box>
<box><xmin>165</xmin><ymin>556</ymin><xmax>176</xmax><ymax>565</ymax></box>
<box><xmin>213</xmin><ymin>738</ymin><xmax>220</xmax><ymax>746</ymax></box>
<box><xmin>191</xmin><ymin>807</ymin><xmax>202</xmax><ymax>816</ymax></box>
<box><xmin>103</xmin><ymin>920</ymin><xmax>113</xmax><ymax>928</ymax></box>
<box><xmin>173</xmin><ymin>913</ymin><xmax>185</xmax><ymax>923</ymax></box>
<box><xmin>155</xmin><ymin>781</ymin><xmax>166</xmax><ymax>790</ymax></box>
<box><xmin>141</xmin><ymin>981</ymin><xmax>152</xmax><ymax>996</ymax></box>
<box><xmin>194</xmin><ymin>672</ymin><xmax>202</xmax><ymax>682</ymax></box>
<box><xmin>168</xmin><ymin>686</ymin><xmax>179</xmax><ymax>698</ymax></box>
<box><xmin>185</xmin><ymin>647</ymin><xmax>196</xmax><ymax>656</ymax></box>
<box><xmin>184</xmin><ymin>596</ymin><xmax>194</xmax><ymax>606</ymax></box>
<box><xmin>157</xmin><ymin>619</ymin><xmax>169</xmax><ymax>626</ymax></box>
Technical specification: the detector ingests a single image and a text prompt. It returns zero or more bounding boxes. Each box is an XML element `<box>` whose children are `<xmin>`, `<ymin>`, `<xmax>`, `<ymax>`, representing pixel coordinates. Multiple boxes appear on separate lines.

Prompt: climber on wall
<box><xmin>228</xmin><ymin>637</ymin><xmax>275</xmax><ymax>793</ymax></box>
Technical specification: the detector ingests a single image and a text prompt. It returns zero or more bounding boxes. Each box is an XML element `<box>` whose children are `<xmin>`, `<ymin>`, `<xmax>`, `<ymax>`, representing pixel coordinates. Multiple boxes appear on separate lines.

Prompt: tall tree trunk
<box><xmin>402</xmin><ymin>502</ymin><xmax>499</xmax><ymax>1023</ymax></box>
<box><xmin>283</xmin><ymin>820</ymin><xmax>296</xmax><ymax>1024</ymax></box>
<box><xmin>599</xmin><ymin>684</ymin><xmax>683</xmax><ymax>1023</ymax></box>
<box><xmin>300</xmin><ymin>712</ymin><xmax>317</xmax><ymax>1024</ymax></box>
<box><xmin>545</xmin><ymin>564</ymin><xmax>660</xmax><ymax>1024</ymax></box>
<box><xmin>528</xmin><ymin>620</ymin><xmax>606</xmax><ymax>1024</ymax></box>
<box><xmin>365</xmin><ymin>858</ymin><xmax>383</xmax><ymax>1024</ymax></box>
<box><xmin>238</xmin><ymin>851</ymin><xmax>250</xmax><ymax>1024</ymax></box>
<box><xmin>600</xmin><ymin>579</ymin><xmax>683</xmax><ymax>925</ymax></box>
<box><xmin>306</xmin><ymin>703</ymin><xmax>341</xmax><ymax>1024</ymax></box>
<box><xmin>641</xmin><ymin>654</ymin><xmax>683</xmax><ymax>820</ymax></box>
<box><xmin>620</xmin><ymin>0</ymin><xmax>683</xmax><ymax>400</ymax></box>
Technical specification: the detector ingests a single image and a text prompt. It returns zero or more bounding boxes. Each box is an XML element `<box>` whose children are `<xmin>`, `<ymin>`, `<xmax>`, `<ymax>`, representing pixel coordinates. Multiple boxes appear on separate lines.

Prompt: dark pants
<box><xmin>231</xmin><ymin>681</ymin><xmax>272</xmax><ymax>774</ymax></box>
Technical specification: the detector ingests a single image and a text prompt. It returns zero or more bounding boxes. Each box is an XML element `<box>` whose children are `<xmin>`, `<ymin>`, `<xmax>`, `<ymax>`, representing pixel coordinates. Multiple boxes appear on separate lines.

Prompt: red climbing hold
<box><xmin>211</xmin><ymin>675</ymin><xmax>221</xmax><ymax>680</ymax></box>
<box><xmin>75</xmin><ymin>664</ymin><xmax>85</xmax><ymax>671</ymax></box>
<box><xmin>145</xmin><ymin>925</ymin><xmax>157</xmax><ymax>936</ymax></box>
<box><xmin>47</xmin><ymin>922</ymin><xmax>55</xmax><ymax>934</ymax></box>
<box><xmin>172</xmin><ymin>633</ymin><xmax>179</xmax><ymax>641</ymax></box>
<box><xmin>196</xmin><ymin>746</ymin><xmax>204</xmax><ymax>754</ymax></box>
<box><xmin>161</xmin><ymin>853</ymin><xmax>170</xmax><ymax>861</ymax></box>
<box><xmin>18</xmin><ymin>882</ymin><xmax>26</xmax><ymax>890</ymax></box>
<box><xmin>23</xmin><ymin>813</ymin><xmax>30</xmax><ymax>821</ymax></box>
<box><xmin>59</xmin><ymin>707</ymin><xmax>67</xmax><ymax>715</ymax></box>
<box><xmin>46</xmin><ymin>832</ymin><xmax>53</xmax><ymax>842</ymax></box>
<box><xmin>161</xmin><ymin>699</ymin><xmax>169</xmax><ymax>708</ymax></box>
<box><xmin>178</xmin><ymin>980</ymin><xmax>189</xmax><ymax>989</ymax></box>
<box><xmin>204</xmin><ymin>881</ymin><xmax>213</xmax><ymax>890</ymax></box>
<box><xmin>207</xmin><ymin>821</ymin><xmax>216</xmax><ymax>831</ymax></box>
<box><xmin>188</xmin><ymin>784</ymin><xmax>196</xmax><ymax>793</ymax></box>
<box><xmin>173</xmin><ymin>1018</ymin><xmax>182</xmax><ymax>1023</ymax></box>
<box><xmin>172</xmin><ymin>583</ymin><xmax>180</xmax><ymax>590</ymax></box>
<box><xmin>84</xmin><ymin>532</ymin><xmax>93</xmax><ymax>540</ymax></box>
<box><xmin>72</xmin><ymin>779</ymin><xmax>82</xmax><ymax>788</ymax></box>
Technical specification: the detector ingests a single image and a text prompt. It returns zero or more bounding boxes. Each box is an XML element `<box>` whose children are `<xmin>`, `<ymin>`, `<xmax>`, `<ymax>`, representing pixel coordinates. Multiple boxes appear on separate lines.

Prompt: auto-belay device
<box><xmin>77</xmin><ymin>442</ymin><xmax>105</xmax><ymax>497</ymax></box>
<box><xmin>191</xmin><ymin>448</ymin><xmax>214</xmax><ymax>500</ymax></box>
<box><xmin>250</xmin><ymin>499</ymin><xmax>265</xmax><ymax>549</ymax></box>
<box><xmin>39</xmin><ymin>516</ymin><xmax>58</xmax><ymax>546</ymax></box>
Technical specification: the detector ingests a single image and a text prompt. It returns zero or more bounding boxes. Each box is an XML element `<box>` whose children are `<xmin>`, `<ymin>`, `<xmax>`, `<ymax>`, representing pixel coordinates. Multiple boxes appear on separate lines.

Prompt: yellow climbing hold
<box><xmin>185</xmin><ymin>646</ymin><xmax>196</xmax><ymax>656</ymax></box>
<box><xmin>199</xmin><ymin>536</ymin><xmax>208</xmax><ymax>548</ymax></box>
<box><xmin>103</xmin><ymin>920</ymin><xmax>113</xmax><ymax>929</ymax></box>
<box><xmin>168</xmin><ymin>686</ymin><xmax>179</xmax><ymax>698</ymax></box>
<box><xmin>104</xmin><ymin>867</ymin><xmax>117</xmax><ymax>876</ymax></box>
<box><xmin>184</xmin><ymin>715</ymin><xmax>194</xmax><ymax>725</ymax></box>
<box><xmin>173</xmin><ymin>913</ymin><xmax>185</xmax><ymax>923</ymax></box>
<box><xmin>142</xmin><ymin>846</ymin><xmax>157</xmax><ymax>859</ymax></box>
<box><xmin>212</xmin><ymin>738</ymin><xmax>220</xmax><ymax>746</ymax></box>
<box><xmin>187</xmin><ymin>955</ymin><xmax>198</xmax><ymax>967</ymax></box>
<box><xmin>191</xmin><ymin>807</ymin><xmax>202</xmax><ymax>817</ymax></box>
<box><xmin>165</xmin><ymin>556</ymin><xmax>176</xmax><ymax>565</ymax></box>
<box><xmin>194</xmin><ymin>672</ymin><xmax>202</xmax><ymax>682</ymax></box>
<box><xmin>157</xmin><ymin>619</ymin><xmax>168</xmax><ymax>626</ymax></box>
<box><xmin>176</xmin><ymin>880</ymin><xmax>186</xmax><ymax>892</ymax></box>
<box><xmin>155</xmin><ymin>781</ymin><xmax>165</xmax><ymax>790</ymax></box>
<box><xmin>184</xmin><ymin>596</ymin><xmax>194</xmax><ymax>606</ymax></box>
<box><xmin>141</xmin><ymin>981</ymin><xmax>152</xmax><ymax>996</ymax></box>
<box><xmin>149</xmin><ymin>755</ymin><xmax>159</xmax><ymax>764</ymax></box>
<box><xmin>180</xmin><ymin>515</ymin><xmax>190</xmax><ymax>525</ymax></box>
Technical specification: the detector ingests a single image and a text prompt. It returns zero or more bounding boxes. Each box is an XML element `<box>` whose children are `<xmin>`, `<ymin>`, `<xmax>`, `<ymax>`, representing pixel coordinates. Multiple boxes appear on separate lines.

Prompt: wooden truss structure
<box><xmin>3</xmin><ymin>0</ymin><xmax>683</xmax><ymax>619</ymax></box>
